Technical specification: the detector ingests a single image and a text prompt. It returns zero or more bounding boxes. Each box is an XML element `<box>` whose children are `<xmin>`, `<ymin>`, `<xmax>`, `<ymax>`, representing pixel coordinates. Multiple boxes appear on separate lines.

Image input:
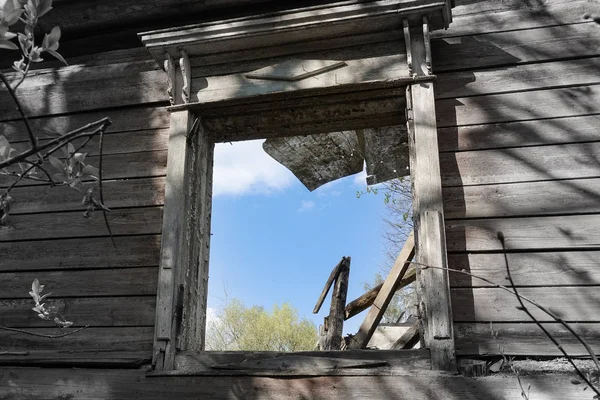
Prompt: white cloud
<box><xmin>213</xmin><ymin>140</ymin><xmax>295</xmax><ymax>196</ymax></box>
<box><xmin>297</xmin><ymin>200</ymin><xmax>315</xmax><ymax>213</ymax></box>
<box><xmin>353</xmin><ymin>168</ymin><xmax>367</xmax><ymax>187</ymax></box>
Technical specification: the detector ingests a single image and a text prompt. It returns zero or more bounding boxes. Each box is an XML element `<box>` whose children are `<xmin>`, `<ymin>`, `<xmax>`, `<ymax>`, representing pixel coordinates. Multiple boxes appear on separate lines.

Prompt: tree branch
<box><xmin>499</xmin><ymin>232</ymin><xmax>599</xmax><ymax>396</ymax></box>
<box><xmin>97</xmin><ymin>127</ymin><xmax>115</xmax><ymax>248</ymax></box>
<box><xmin>0</xmin><ymin>325</ymin><xmax>89</xmax><ymax>338</ymax></box>
<box><xmin>0</xmin><ymin>117</ymin><xmax>111</xmax><ymax>169</ymax></box>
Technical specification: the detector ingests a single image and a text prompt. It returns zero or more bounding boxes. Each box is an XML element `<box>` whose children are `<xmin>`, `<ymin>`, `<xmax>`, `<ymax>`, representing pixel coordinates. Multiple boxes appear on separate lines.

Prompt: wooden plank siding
<box><xmin>435</xmin><ymin>0</ymin><xmax>600</xmax><ymax>356</ymax></box>
<box><xmin>0</xmin><ymin>47</ymin><xmax>166</xmax><ymax>364</ymax></box>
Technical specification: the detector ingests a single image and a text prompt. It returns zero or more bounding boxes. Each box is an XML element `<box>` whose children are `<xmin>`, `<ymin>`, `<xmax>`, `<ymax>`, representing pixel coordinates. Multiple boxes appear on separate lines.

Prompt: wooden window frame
<box><xmin>141</xmin><ymin>1</ymin><xmax>456</xmax><ymax>374</ymax></box>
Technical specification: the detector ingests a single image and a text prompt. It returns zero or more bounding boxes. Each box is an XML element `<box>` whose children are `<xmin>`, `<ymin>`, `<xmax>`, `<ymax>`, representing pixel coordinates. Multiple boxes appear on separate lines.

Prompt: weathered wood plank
<box><xmin>0</xmin><ymin>350</ymin><xmax>151</xmax><ymax>367</ymax></box>
<box><xmin>0</xmin><ymin>150</ymin><xmax>167</xmax><ymax>187</ymax></box>
<box><xmin>0</xmin><ymin>366</ymin><xmax>593</xmax><ymax>400</ymax></box>
<box><xmin>349</xmin><ymin>232</ymin><xmax>414</xmax><ymax>349</ymax></box>
<box><xmin>391</xmin><ymin>321</ymin><xmax>421</xmax><ymax>350</ymax></box>
<box><xmin>8</xmin><ymin>128</ymin><xmax>169</xmax><ymax>156</ymax></box>
<box><xmin>440</xmin><ymin>0</ymin><xmax>600</xmax><ymax>37</ymax></box>
<box><xmin>0</xmin><ymin>296</ymin><xmax>155</xmax><ymax>327</ymax></box>
<box><xmin>433</xmin><ymin>23</ymin><xmax>600</xmax><ymax>73</ymax></box>
<box><xmin>153</xmin><ymin>110</ymin><xmax>193</xmax><ymax>370</ymax></box>
<box><xmin>0</xmin><ymin>207</ymin><xmax>163</xmax><ymax>242</ymax></box>
<box><xmin>345</xmin><ymin>267</ymin><xmax>416</xmax><ymax>320</ymax></box>
<box><xmin>438</xmin><ymin>114</ymin><xmax>600</xmax><ymax>152</ymax></box>
<box><xmin>0</xmin><ymin>70</ymin><xmax>166</xmax><ymax>120</ymax></box>
<box><xmin>440</xmin><ymin>142</ymin><xmax>600</xmax><ymax>187</ymax></box>
<box><xmin>0</xmin><ymin>267</ymin><xmax>158</xmax><ymax>299</ymax></box>
<box><xmin>193</xmin><ymin>54</ymin><xmax>409</xmax><ymax>104</ymax></box>
<box><xmin>0</xmin><ymin>106</ymin><xmax>170</xmax><ymax>141</ymax></box>
<box><xmin>0</xmin><ymin>235</ymin><xmax>161</xmax><ymax>271</ymax></box>
<box><xmin>7</xmin><ymin>177</ymin><xmax>165</xmax><ymax>214</ymax></box>
<box><xmin>443</xmin><ymin>178</ymin><xmax>600</xmax><ymax>219</ymax></box>
<box><xmin>446</xmin><ymin>214</ymin><xmax>600</xmax><ymax>252</ymax></box>
<box><xmin>449</xmin><ymin>251</ymin><xmax>600</xmax><ymax>287</ymax></box>
<box><xmin>437</xmin><ymin>85</ymin><xmax>600</xmax><ymax>128</ymax></box>
<box><xmin>0</xmin><ymin>327</ymin><xmax>153</xmax><ymax>352</ymax></box>
<box><xmin>313</xmin><ymin>259</ymin><xmax>343</xmax><ymax>314</ymax></box>
<box><xmin>452</xmin><ymin>287</ymin><xmax>600</xmax><ymax>322</ymax></box>
<box><xmin>322</xmin><ymin>257</ymin><xmax>350</xmax><ymax>351</ymax></box>
<box><xmin>436</xmin><ymin>57</ymin><xmax>600</xmax><ymax>100</ymax></box>
<box><xmin>455</xmin><ymin>322</ymin><xmax>600</xmax><ymax>357</ymax></box>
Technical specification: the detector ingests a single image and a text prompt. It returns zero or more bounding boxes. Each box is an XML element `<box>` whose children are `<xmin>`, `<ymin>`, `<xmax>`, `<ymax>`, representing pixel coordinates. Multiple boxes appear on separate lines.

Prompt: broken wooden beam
<box><xmin>347</xmin><ymin>232</ymin><xmax>415</xmax><ymax>349</ymax></box>
<box><xmin>391</xmin><ymin>320</ymin><xmax>421</xmax><ymax>350</ymax></box>
<box><xmin>322</xmin><ymin>257</ymin><xmax>350</xmax><ymax>350</ymax></box>
<box><xmin>344</xmin><ymin>266</ymin><xmax>416</xmax><ymax>320</ymax></box>
<box><xmin>313</xmin><ymin>258</ymin><xmax>344</xmax><ymax>314</ymax></box>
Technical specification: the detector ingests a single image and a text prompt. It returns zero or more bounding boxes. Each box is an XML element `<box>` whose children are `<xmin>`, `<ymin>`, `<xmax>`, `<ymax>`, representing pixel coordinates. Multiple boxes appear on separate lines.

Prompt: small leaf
<box><xmin>72</xmin><ymin>152</ymin><xmax>86</xmax><ymax>164</ymax></box>
<box><xmin>41</xmin><ymin>25</ymin><xmax>60</xmax><ymax>50</ymax></box>
<box><xmin>82</xmin><ymin>165</ymin><xmax>99</xmax><ymax>180</ymax></box>
<box><xmin>0</xmin><ymin>39</ymin><xmax>18</xmax><ymax>50</ymax></box>
<box><xmin>67</xmin><ymin>143</ymin><xmax>75</xmax><ymax>156</ymax></box>
<box><xmin>46</xmin><ymin>48</ymin><xmax>67</xmax><ymax>66</ymax></box>
<box><xmin>571</xmin><ymin>378</ymin><xmax>582</xmax><ymax>385</ymax></box>
<box><xmin>36</xmin><ymin>0</ymin><xmax>52</xmax><ymax>17</ymax></box>
<box><xmin>48</xmin><ymin>155</ymin><xmax>64</xmax><ymax>173</ymax></box>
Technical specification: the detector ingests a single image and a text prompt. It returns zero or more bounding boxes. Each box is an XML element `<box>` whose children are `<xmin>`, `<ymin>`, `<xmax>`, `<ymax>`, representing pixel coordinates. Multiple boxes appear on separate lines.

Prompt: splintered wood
<box><xmin>314</xmin><ymin>257</ymin><xmax>351</xmax><ymax>351</ymax></box>
<box><xmin>347</xmin><ymin>232</ymin><xmax>415</xmax><ymax>349</ymax></box>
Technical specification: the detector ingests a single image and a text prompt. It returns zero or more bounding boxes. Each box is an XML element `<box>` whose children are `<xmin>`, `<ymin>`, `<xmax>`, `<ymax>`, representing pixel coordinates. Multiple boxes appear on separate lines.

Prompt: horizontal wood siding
<box><xmin>436</xmin><ymin>0</ymin><xmax>600</xmax><ymax>356</ymax></box>
<box><xmin>0</xmin><ymin>48</ymin><xmax>166</xmax><ymax>365</ymax></box>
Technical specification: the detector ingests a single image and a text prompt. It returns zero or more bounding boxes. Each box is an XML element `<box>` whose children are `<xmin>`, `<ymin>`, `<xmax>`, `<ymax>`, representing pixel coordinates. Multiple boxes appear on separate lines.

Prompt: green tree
<box><xmin>205</xmin><ymin>299</ymin><xmax>318</xmax><ymax>351</ymax></box>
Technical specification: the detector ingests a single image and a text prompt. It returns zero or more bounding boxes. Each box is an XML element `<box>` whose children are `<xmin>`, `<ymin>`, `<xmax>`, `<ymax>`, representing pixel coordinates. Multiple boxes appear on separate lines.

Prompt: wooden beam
<box><xmin>391</xmin><ymin>320</ymin><xmax>421</xmax><ymax>350</ymax></box>
<box><xmin>321</xmin><ymin>257</ymin><xmax>350</xmax><ymax>351</ymax></box>
<box><xmin>153</xmin><ymin>110</ymin><xmax>192</xmax><ymax>371</ymax></box>
<box><xmin>347</xmin><ymin>232</ymin><xmax>414</xmax><ymax>349</ymax></box>
<box><xmin>313</xmin><ymin>259</ymin><xmax>343</xmax><ymax>314</ymax></box>
<box><xmin>344</xmin><ymin>266</ymin><xmax>416</xmax><ymax>320</ymax></box>
<box><xmin>407</xmin><ymin>18</ymin><xmax>456</xmax><ymax>371</ymax></box>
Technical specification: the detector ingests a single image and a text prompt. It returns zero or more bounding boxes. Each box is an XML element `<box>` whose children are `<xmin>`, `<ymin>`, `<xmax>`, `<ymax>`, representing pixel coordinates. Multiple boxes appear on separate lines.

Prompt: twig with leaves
<box><xmin>0</xmin><ymin>0</ymin><xmax>113</xmax><ymax>236</ymax></box>
<box><xmin>0</xmin><ymin>279</ymin><xmax>89</xmax><ymax>338</ymax></box>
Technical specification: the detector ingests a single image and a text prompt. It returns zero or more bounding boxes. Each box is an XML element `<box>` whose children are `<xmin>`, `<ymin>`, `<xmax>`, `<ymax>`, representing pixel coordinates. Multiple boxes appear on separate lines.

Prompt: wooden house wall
<box><xmin>435</xmin><ymin>0</ymin><xmax>600</xmax><ymax>356</ymax></box>
<box><xmin>0</xmin><ymin>48</ymin><xmax>167</xmax><ymax>365</ymax></box>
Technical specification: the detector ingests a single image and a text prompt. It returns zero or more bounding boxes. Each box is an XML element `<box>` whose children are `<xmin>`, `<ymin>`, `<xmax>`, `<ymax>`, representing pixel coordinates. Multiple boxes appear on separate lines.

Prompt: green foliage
<box><xmin>205</xmin><ymin>299</ymin><xmax>318</xmax><ymax>352</ymax></box>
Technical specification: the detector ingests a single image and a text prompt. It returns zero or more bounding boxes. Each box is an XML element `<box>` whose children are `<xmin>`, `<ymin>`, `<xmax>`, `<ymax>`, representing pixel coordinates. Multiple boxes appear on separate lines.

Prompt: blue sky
<box><xmin>207</xmin><ymin>139</ymin><xmax>392</xmax><ymax>336</ymax></box>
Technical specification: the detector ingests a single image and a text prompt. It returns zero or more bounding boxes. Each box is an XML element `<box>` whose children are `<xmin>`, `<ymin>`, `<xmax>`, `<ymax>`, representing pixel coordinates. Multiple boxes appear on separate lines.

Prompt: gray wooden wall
<box><xmin>0</xmin><ymin>48</ymin><xmax>167</xmax><ymax>365</ymax></box>
<box><xmin>435</xmin><ymin>0</ymin><xmax>600</xmax><ymax>356</ymax></box>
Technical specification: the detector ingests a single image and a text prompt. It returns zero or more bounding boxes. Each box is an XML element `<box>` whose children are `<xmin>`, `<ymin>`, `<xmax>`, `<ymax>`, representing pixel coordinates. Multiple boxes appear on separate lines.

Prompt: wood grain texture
<box><xmin>0</xmin><ymin>296</ymin><xmax>155</xmax><ymax>327</ymax></box>
<box><xmin>323</xmin><ymin>258</ymin><xmax>350</xmax><ymax>351</ymax></box>
<box><xmin>449</xmin><ymin>251</ymin><xmax>600</xmax><ymax>287</ymax></box>
<box><xmin>0</xmin><ymin>70</ymin><xmax>166</xmax><ymax>120</ymax></box>
<box><xmin>438</xmin><ymin>114</ymin><xmax>600</xmax><ymax>152</ymax></box>
<box><xmin>443</xmin><ymin>178</ymin><xmax>600</xmax><ymax>219</ymax></box>
<box><xmin>8</xmin><ymin>128</ymin><xmax>169</xmax><ymax>156</ymax></box>
<box><xmin>433</xmin><ymin>23</ymin><xmax>600</xmax><ymax>73</ymax></box>
<box><xmin>0</xmin><ymin>106</ymin><xmax>169</xmax><ymax>141</ymax></box>
<box><xmin>446</xmin><ymin>214</ymin><xmax>600</xmax><ymax>252</ymax></box>
<box><xmin>440</xmin><ymin>142</ymin><xmax>600</xmax><ymax>187</ymax></box>
<box><xmin>0</xmin><ymin>366</ymin><xmax>593</xmax><ymax>400</ymax></box>
<box><xmin>455</xmin><ymin>322</ymin><xmax>600</xmax><ymax>357</ymax></box>
<box><xmin>452</xmin><ymin>287</ymin><xmax>600</xmax><ymax>322</ymax></box>
<box><xmin>0</xmin><ymin>327</ymin><xmax>153</xmax><ymax>352</ymax></box>
<box><xmin>437</xmin><ymin>85</ymin><xmax>600</xmax><ymax>128</ymax></box>
<box><xmin>0</xmin><ymin>267</ymin><xmax>158</xmax><ymax>299</ymax></box>
<box><xmin>0</xmin><ymin>150</ymin><xmax>167</xmax><ymax>188</ymax></box>
<box><xmin>440</xmin><ymin>0</ymin><xmax>600</xmax><ymax>37</ymax></box>
<box><xmin>0</xmin><ymin>207</ymin><xmax>163</xmax><ymax>242</ymax></box>
<box><xmin>0</xmin><ymin>350</ymin><xmax>151</xmax><ymax>367</ymax></box>
<box><xmin>0</xmin><ymin>235</ymin><xmax>161</xmax><ymax>271</ymax></box>
<box><xmin>436</xmin><ymin>57</ymin><xmax>600</xmax><ymax>100</ymax></box>
<box><xmin>7</xmin><ymin>177</ymin><xmax>165</xmax><ymax>214</ymax></box>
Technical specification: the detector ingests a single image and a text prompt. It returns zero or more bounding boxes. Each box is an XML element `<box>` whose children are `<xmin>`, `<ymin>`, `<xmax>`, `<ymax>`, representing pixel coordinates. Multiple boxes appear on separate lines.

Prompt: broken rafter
<box><xmin>347</xmin><ymin>232</ymin><xmax>415</xmax><ymax>349</ymax></box>
<box><xmin>344</xmin><ymin>266</ymin><xmax>416</xmax><ymax>321</ymax></box>
<box><xmin>313</xmin><ymin>257</ymin><xmax>347</xmax><ymax>314</ymax></box>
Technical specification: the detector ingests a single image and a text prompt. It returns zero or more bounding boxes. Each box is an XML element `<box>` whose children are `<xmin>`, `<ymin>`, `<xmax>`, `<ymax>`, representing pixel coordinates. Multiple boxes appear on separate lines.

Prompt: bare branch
<box><xmin>0</xmin><ymin>325</ymin><xmax>89</xmax><ymax>338</ymax></box>
<box><xmin>97</xmin><ymin>127</ymin><xmax>115</xmax><ymax>248</ymax></box>
<box><xmin>499</xmin><ymin>232</ymin><xmax>599</xmax><ymax>396</ymax></box>
<box><xmin>0</xmin><ymin>118</ymin><xmax>111</xmax><ymax>169</ymax></box>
